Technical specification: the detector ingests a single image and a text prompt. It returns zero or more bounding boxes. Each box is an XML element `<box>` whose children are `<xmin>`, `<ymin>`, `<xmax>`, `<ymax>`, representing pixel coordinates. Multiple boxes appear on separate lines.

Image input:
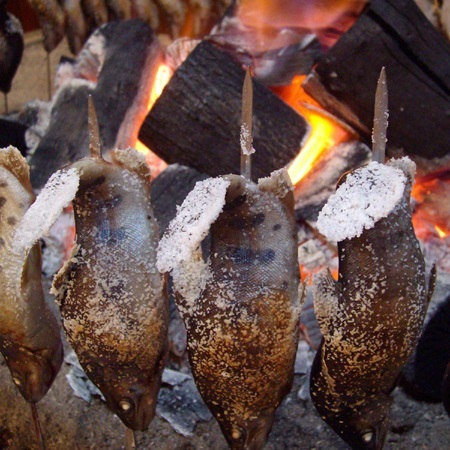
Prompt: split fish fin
<box><xmin>0</xmin><ymin>146</ymin><xmax>33</xmax><ymax>194</ymax></box>
<box><xmin>111</xmin><ymin>147</ymin><xmax>151</xmax><ymax>183</ymax></box>
<box><xmin>51</xmin><ymin>244</ymin><xmax>80</xmax><ymax>308</ymax></box>
<box><xmin>258</xmin><ymin>168</ymin><xmax>295</xmax><ymax>210</ymax></box>
<box><xmin>312</xmin><ymin>268</ymin><xmax>341</xmax><ymax>338</ymax></box>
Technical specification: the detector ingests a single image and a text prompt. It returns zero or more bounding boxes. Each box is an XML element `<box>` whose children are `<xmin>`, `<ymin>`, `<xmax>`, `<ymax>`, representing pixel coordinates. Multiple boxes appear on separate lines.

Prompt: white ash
<box><xmin>13</xmin><ymin>168</ymin><xmax>79</xmax><ymax>255</ymax></box>
<box><xmin>317</xmin><ymin>159</ymin><xmax>409</xmax><ymax>242</ymax></box>
<box><xmin>157</xmin><ymin>177</ymin><xmax>230</xmax><ymax>273</ymax></box>
<box><xmin>240</xmin><ymin>123</ymin><xmax>255</xmax><ymax>155</ymax></box>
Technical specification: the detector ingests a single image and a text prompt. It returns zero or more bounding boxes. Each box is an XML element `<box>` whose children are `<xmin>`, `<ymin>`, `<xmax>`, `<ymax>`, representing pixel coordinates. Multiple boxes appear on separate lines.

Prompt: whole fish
<box><xmin>158</xmin><ymin>169</ymin><xmax>302</xmax><ymax>449</ymax></box>
<box><xmin>28</xmin><ymin>0</ymin><xmax>66</xmax><ymax>53</ymax></box>
<box><xmin>52</xmin><ymin>145</ymin><xmax>168</xmax><ymax>431</ymax></box>
<box><xmin>0</xmin><ymin>146</ymin><xmax>63</xmax><ymax>403</ymax></box>
<box><xmin>0</xmin><ymin>3</ymin><xmax>24</xmax><ymax>94</ymax></box>
<box><xmin>311</xmin><ymin>158</ymin><xmax>436</xmax><ymax>449</ymax></box>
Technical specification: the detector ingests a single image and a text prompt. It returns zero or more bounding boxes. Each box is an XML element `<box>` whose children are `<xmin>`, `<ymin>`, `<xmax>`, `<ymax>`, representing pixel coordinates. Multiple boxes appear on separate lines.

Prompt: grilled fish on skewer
<box><xmin>0</xmin><ymin>146</ymin><xmax>63</xmax><ymax>403</ymax></box>
<box><xmin>28</xmin><ymin>0</ymin><xmax>66</xmax><ymax>53</ymax></box>
<box><xmin>81</xmin><ymin>0</ymin><xmax>109</xmax><ymax>29</ymax></box>
<box><xmin>158</xmin><ymin>169</ymin><xmax>302</xmax><ymax>449</ymax></box>
<box><xmin>105</xmin><ymin>0</ymin><xmax>132</xmax><ymax>20</ymax></box>
<box><xmin>53</xmin><ymin>104</ymin><xmax>168</xmax><ymax>430</ymax></box>
<box><xmin>61</xmin><ymin>0</ymin><xmax>88</xmax><ymax>55</ymax></box>
<box><xmin>311</xmin><ymin>158</ymin><xmax>436</xmax><ymax>449</ymax></box>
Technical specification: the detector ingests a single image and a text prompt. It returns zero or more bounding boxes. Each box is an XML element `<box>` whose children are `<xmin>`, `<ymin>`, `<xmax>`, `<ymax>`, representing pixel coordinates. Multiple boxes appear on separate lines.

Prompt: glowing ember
<box><xmin>135</xmin><ymin>63</ymin><xmax>173</xmax><ymax>174</ymax></box>
<box><xmin>435</xmin><ymin>225</ymin><xmax>448</xmax><ymax>238</ymax></box>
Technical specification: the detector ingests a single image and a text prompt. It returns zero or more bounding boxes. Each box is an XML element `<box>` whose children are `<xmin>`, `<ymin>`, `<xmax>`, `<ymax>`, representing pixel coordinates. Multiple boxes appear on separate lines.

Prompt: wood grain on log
<box><xmin>303</xmin><ymin>0</ymin><xmax>450</xmax><ymax>159</ymax></box>
<box><xmin>139</xmin><ymin>41</ymin><xmax>310</xmax><ymax>181</ymax></box>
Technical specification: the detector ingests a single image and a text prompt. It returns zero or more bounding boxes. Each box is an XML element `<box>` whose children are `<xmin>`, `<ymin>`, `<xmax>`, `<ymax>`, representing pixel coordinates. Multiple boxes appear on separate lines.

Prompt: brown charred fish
<box><xmin>52</xmin><ymin>143</ymin><xmax>168</xmax><ymax>431</ymax></box>
<box><xmin>158</xmin><ymin>169</ymin><xmax>302</xmax><ymax>449</ymax></box>
<box><xmin>28</xmin><ymin>0</ymin><xmax>66</xmax><ymax>53</ymax></box>
<box><xmin>0</xmin><ymin>146</ymin><xmax>63</xmax><ymax>404</ymax></box>
<box><xmin>311</xmin><ymin>158</ymin><xmax>436</xmax><ymax>449</ymax></box>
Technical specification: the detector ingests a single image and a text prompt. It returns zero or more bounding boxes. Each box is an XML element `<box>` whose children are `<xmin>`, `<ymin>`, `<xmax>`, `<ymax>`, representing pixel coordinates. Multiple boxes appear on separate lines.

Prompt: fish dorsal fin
<box><xmin>111</xmin><ymin>148</ymin><xmax>151</xmax><ymax>183</ymax></box>
<box><xmin>312</xmin><ymin>269</ymin><xmax>341</xmax><ymax>338</ymax></box>
<box><xmin>0</xmin><ymin>146</ymin><xmax>33</xmax><ymax>195</ymax></box>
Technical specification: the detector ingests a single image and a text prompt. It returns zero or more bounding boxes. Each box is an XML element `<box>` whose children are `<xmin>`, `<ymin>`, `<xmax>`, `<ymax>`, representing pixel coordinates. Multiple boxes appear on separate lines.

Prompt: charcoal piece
<box><xmin>0</xmin><ymin>117</ymin><xmax>28</xmax><ymax>154</ymax></box>
<box><xmin>29</xmin><ymin>19</ymin><xmax>163</xmax><ymax>189</ymax></box>
<box><xmin>29</xmin><ymin>79</ymin><xmax>94</xmax><ymax>189</ymax></box>
<box><xmin>401</xmin><ymin>294</ymin><xmax>450</xmax><ymax>402</ymax></box>
<box><xmin>303</xmin><ymin>0</ymin><xmax>450</xmax><ymax>160</ymax></box>
<box><xmin>150</xmin><ymin>163</ymin><xmax>209</xmax><ymax>236</ymax></box>
<box><xmin>157</xmin><ymin>370</ymin><xmax>212</xmax><ymax>437</ymax></box>
<box><xmin>139</xmin><ymin>40</ymin><xmax>310</xmax><ymax>181</ymax></box>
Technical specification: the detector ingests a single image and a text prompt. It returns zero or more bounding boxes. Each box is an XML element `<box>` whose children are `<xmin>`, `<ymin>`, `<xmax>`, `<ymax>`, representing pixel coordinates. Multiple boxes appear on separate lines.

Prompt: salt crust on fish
<box><xmin>14</xmin><ymin>168</ymin><xmax>80</xmax><ymax>255</ymax></box>
<box><xmin>317</xmin><ymin>158</ymin><xmax>415</xmax><ymax>242</ymax></box>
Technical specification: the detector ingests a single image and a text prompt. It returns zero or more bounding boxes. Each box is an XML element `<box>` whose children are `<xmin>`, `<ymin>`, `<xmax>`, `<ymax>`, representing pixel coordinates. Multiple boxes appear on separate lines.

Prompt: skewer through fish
<box><xmin>158</xmin><ymin>70</ymin><xmax>302</xmax><ymax>449</ymax></box>
<box><xmin>52</xmin><ymin>101</ymin><xmax>168</xmax><ymax>431</ymax></box>
<box><xmin>310</xmin><ymin>70</ymin><xmax>436</xmax><ymax>449</ymax></box>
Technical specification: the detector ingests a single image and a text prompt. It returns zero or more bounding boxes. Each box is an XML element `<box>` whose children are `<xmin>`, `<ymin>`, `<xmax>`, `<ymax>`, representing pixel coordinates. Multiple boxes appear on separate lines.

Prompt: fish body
<box><xmin>311</xmin><ymin>159</ymin><xmax>435</xmax><ymax>449</ymax></box>
<box><xmin>165</xmin><ymin>170</ymin><xmax>301</xmax><ymax>449</ymax></box>
<box><xmin>0</xmin><ymin>6</ymin><xmax>24</xmax><ymax>94</ymax></box>
<box><xmin>0</xmin><ymin>146</ymin><xmax>63</xmax><ymax>403</ymax></box>
<box><xmin>61</xmin><ymin>0</ymin><xmax>88</xmax><ymax>55</ymax></box>
<box><xmin>53</xmin><ymin>148</ymin><xmax>168</xmax><ymax>431</ymax></box>
<box><xmin>130</xmin><ymin>0</ymin><xmax>160</xmax><ymax>29</ymax></box>
<box><xmin>28</xmin><ymin>0</ymin><xmax>66</xmax><ymax>53</ymax></box>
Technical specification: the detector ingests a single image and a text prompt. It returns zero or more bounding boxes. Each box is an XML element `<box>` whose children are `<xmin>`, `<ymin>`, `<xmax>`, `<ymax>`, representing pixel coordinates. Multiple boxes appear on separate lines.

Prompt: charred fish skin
<box><xmin>181</xmin><ymin>172</ymin><xmax>301</xmax><ymax>450</ymax></box>
<box><xmin>311</xmin><ymin>159</ymin><xmax>436</xmax><ymax>450</ymax></box>
<box><xmin>0</xmin><ymin>146</ymin><xmax>63</xmax><ymax>403</ymax></box>
<box><xmin>53</xmin><ymin>148</ymin><xmax>168</xmax><ymax>431</ymax></box>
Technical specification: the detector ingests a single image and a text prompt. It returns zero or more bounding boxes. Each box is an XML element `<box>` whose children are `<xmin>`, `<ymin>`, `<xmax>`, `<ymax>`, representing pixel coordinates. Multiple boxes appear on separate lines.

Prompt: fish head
<box><xmin>89</xmin><ymin>352</ymin><xmax>166</xmax><ymax>431</ymax></box>
<box><xmin>329</xmin><ymin>394</ymin><xmax>392</xmax><ymax>450</ymax></box>
<box><xmin>219</xmin><ymin>407</ymin><xmax>275</xmax><ymax>450</ymax></box>
<box><xmin>1</xmin><ymin>339</ymin><xmax>63</xmax><ymax>403</ymax></box>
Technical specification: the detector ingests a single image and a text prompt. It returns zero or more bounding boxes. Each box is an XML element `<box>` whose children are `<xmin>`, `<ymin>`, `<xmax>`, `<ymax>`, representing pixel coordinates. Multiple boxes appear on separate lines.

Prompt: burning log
<box><xmin>29</xmin><ymin>19</ymin><xmax>163</xmax><ymax>189</ymax></box>
<box><xmin>303</xmin><ymin>0</ymin><xmax>450</xmax><ymax>160</ymax></box>
<box><xmin>139</xmin><ymin>41</ymin><xmax>310</xmax><ymax>180</ymax></box>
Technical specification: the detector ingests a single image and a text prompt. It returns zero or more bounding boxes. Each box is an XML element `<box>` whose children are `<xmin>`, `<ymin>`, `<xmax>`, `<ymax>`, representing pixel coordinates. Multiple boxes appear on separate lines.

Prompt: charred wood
<box><xmin>139</xmin><ymin>40</ymin><xmax>310</xmax><ymax>181</ymax></box>
<box><xmin>29</xmin><ymin>19</ymin><xmax>162</xmax><ymax>189</ymax></box>
<box><xmin>303</xmin><ymin>0</ymin><xmax>450</xmax><ymax>160</ymax></box>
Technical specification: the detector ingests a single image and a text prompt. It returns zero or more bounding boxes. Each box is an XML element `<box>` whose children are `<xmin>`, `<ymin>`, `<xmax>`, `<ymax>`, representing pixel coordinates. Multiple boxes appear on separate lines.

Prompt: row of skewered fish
<box><xmin>26</xmin><ymin>0</ymin><xmax>232</xmax><ymax>54</ymax></box>
<box><xmin>0</xmin><ymin>82</ymin><xmax>441</xmax><ymax>450</ymax></box>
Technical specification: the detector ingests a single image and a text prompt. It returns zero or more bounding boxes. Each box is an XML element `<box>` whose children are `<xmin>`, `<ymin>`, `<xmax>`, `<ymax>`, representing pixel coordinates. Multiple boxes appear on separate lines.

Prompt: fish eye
<box><xmin>361</xmin><ymin>430</ymin><xmax>374</xmax><ymax>443</ymax></box>
<box><xmin>12</xmin><ymin>375</ymin><xmax>22</xmax><ymax>386</ymax></box>
<box><xmin>119</xmin><ymin>399</ymin><xmax>134</xmax><ymax>412</ymax></box>
<box><xmin>231</xmin><ymin>429</ymin><xmax>241</xmax><ymax>440</ymax></box>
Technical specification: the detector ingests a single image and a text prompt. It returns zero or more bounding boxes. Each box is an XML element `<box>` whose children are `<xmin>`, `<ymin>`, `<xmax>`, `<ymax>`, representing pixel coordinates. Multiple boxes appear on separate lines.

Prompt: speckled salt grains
<box><xmin>157</xmin><ymin>177</ymin><xmax>230</xmax><ymax>273</ymax></box>
<box><xmin>317</xmin><ymin>161</ymin><xmax>407</xmax><ymax>242</ymax></box>
<box><xmin>14</xmin><ymin>168</ymin><xmax>80</xmax><ymax>254</ymax></box>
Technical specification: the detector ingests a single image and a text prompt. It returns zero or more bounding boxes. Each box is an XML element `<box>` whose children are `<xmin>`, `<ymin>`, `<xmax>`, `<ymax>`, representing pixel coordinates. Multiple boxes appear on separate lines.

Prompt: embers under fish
<box><xmin>52</xmin><ymin>146</ymin><xmax>168</xmax><ymax>431</ymax></box>
<box><xmin>311</xmin><ymin>158</ymin><xmax>436</xmax><ymax>449</ymax></box>
<box><xmin>158</xmin><ymin>168</ymin><xmax>303</xmax><ymax>449</ymax></box>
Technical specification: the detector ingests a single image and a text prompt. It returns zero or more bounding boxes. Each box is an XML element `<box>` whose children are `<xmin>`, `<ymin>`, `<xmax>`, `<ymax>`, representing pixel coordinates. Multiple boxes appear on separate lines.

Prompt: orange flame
<box><xmin>435</xmin><ymin>225</ymin><xmax>448</xmax><ymax>238</ymax></box>
<box><xmin>275</xmin><ymin>75</ymin><xmax>351</xmax><ymax>184</ymax></box>
<box><xmin>135</xmin><ymin>63</ymin><xmax>173</xmax><ymax>171</ymax></box>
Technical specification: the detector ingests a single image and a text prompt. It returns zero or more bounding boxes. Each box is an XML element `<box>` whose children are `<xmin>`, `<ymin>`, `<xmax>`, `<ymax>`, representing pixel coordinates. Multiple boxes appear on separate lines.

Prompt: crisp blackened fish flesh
<box><xmin>52</xmin><ymin>148</ymin><xmax>169</xmax><ymax>431</ymax></box>
<box><xmin>158</xmin><ymin>169</ymin><xmax>302</xmax><ymax>449</ymax></box>
<box><xmin>311</xmin><ymin>158</ymin><xmax>436</xmax><ymax>449</ymax></box>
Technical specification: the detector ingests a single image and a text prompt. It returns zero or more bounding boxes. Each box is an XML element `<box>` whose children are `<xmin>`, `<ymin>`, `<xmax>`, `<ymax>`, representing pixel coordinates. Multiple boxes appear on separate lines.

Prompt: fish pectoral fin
<box><xmin>258</xmin><ymin>168</ymin><xmax>294</xmax><ymax>200</ymax></box>
<box><xmin>50</xmin><ymin>244</ymin><xmax>80</xmax><ymax>307</ymax></box>
<box><xmin>0</xmin><ymin>146</ymin><xmax>33</xmax><ymax>194</ymax></box>
<box><xmin>312</xmin><ymin>268</ymin><xmax>341</xmax><ymax>337</ymax></box>
<box><xmin>426</xmin><ymin>263</ymin><xmax>437</xmax><ymax>305</ymax></box>
<box><xmin>111</xmin><ymin>148</ymin><xmax>151</xmax><ymax>183</ymax></box>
